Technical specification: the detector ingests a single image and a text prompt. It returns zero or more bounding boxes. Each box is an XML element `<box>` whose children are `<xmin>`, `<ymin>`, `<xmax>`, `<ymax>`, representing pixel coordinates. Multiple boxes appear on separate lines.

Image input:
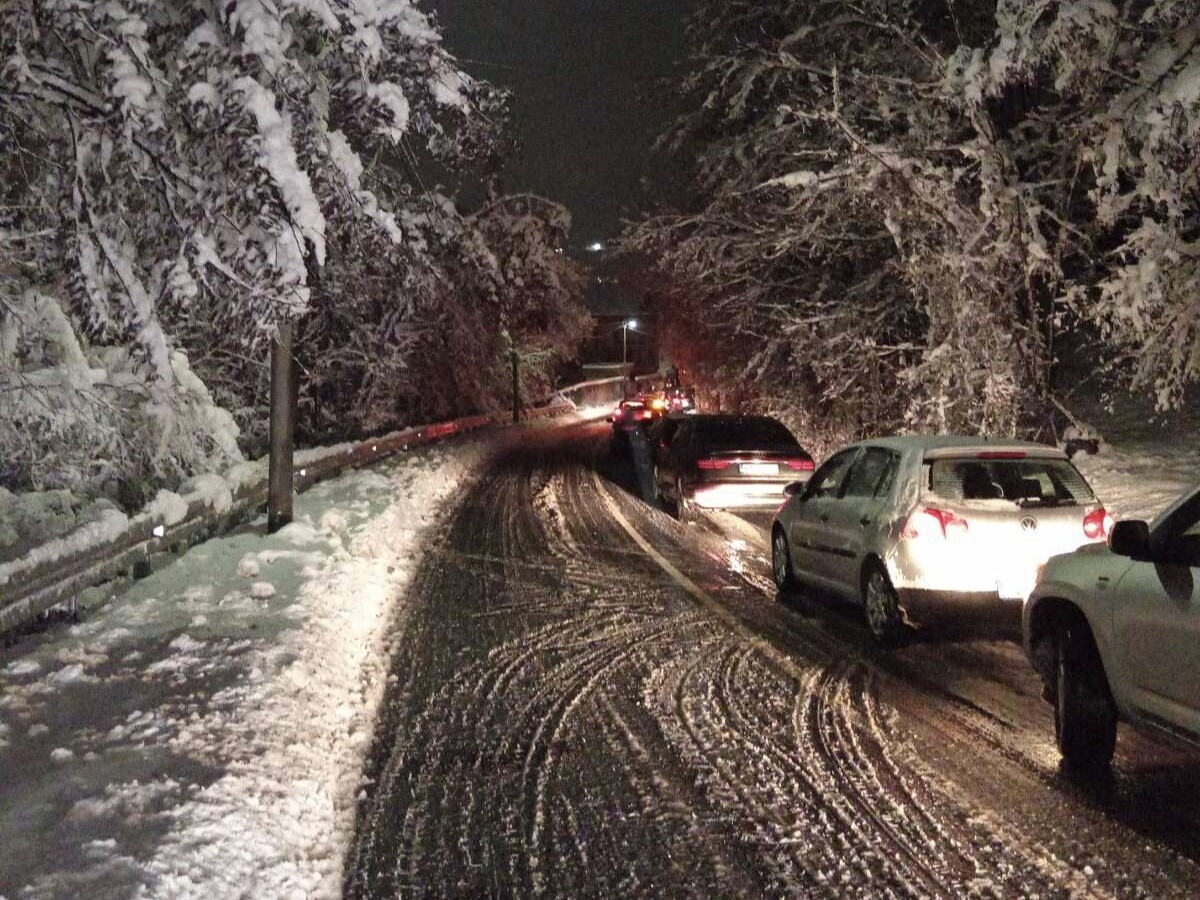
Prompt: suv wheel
<box><xmin>772</xmin><ymin>528</ymin><xmax>797</xmax><ymax>595</ymax></box>
<box><xmin>1055</xmin><ymin>624</ymin><xmax>1117</xmax><ymax>770</ymax></box>
<box><xmin>863</xmin><ymin>563</ymin><xmax>902</xmax><ymax>645</ymax></box>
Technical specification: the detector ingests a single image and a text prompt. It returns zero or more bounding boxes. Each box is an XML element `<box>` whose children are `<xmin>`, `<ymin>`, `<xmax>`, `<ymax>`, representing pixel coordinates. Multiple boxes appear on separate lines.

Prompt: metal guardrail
<box><xmin>552</xmin><ymin>373</ymin><xmax>659</xmax><ymax>409</ymax></box>
<box><xmin>0</xmin><ymin>399</ymin><xmax>580</xmax><ymax>637</ymax></box>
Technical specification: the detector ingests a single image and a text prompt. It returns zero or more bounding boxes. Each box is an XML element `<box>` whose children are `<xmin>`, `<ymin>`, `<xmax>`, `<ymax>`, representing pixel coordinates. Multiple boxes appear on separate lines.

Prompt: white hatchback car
<box><xmin>772</xmin><ymin>436</ymin><xmax>1111</xmax><ymax>642</ymax></box>
<box><xmin>1024</xmin><ymin>485</ymin><xmax>1200</xmax><ymax>769</ymax></box>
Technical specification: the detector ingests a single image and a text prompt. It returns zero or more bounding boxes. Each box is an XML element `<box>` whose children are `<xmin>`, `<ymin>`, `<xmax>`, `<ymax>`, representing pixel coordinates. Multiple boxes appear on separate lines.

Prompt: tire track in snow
<box><xmin>596</xmin><ymin>470</ymin><xmax>1107</xmax><ymax>899</ymax></box>
<box><xmin>799</xmin><ymin>660</ymin><xmax>965</xmax><ymax>899</ymax></box>
<box><xmin>352</xmin><ymin>428</ymin><xmax>776</xmax><ymax>897</ymax></box>
<box><xmin>696</xmin><ymin>512</ymin><xmax>1150</xmax><ymax>899</ymax></box>
<box><xmin>349</xmin><ymin>424</ymin><xmax>1169</xmax><ymax>899</ymax></box>
<box><xmin>657</xmin><ymin>644</ymin><xmax>829</xmax><ymax>897</ymax></box>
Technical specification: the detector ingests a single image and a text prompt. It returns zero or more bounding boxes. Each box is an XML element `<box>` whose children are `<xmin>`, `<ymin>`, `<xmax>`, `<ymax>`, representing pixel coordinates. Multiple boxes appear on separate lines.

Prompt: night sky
<box><xmin>428</xmin><ymin>0</ymin><xmax>694</xmax><ymax>246</ymax></box>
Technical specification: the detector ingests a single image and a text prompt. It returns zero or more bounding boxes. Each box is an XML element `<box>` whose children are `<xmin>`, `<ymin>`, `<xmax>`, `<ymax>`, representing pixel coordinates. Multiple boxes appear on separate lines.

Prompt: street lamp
<box><xmin>622</xmin><ymin>318</ymin><xmax>638</xmax><ymax>365</ymax></box>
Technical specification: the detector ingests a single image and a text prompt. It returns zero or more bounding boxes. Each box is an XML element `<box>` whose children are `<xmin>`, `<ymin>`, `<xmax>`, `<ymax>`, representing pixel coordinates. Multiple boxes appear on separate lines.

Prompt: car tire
<box><xmin>862</xmin><ymin>562</ymin><xmax>902</xmax><ymax>646</ymax></box>
<box><xmin>772</xmin><ymin>528</ymin><xmax>797</xmax><ymax>596</ymax></box>
<box><xmin>1054</xmin><ymin>623</ymin><xmax>1117</xmax><ymax>770</ymax></box>
<box><xmin>675</xmin><ymin>478</ymin><xmax>694</xmax><ymax>524</ymax></box>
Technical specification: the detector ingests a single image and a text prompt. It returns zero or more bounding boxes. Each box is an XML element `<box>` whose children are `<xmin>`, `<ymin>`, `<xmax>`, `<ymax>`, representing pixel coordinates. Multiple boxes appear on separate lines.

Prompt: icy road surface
<box><xmin>347</xmin><ymin>421</ymin><xmax>1200</xmax><ymax>899</ymax></box>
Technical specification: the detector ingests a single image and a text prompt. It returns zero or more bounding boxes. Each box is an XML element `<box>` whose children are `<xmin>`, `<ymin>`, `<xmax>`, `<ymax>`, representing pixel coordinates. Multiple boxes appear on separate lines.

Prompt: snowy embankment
<box><xmin>1070</xmin><ymin>398</ymin><xmax>1199</xmax><ymax>522</ymax></box>
<box><xmin>0</xmin><ymin>438</ymin><xmax>489</xmax><ymax>899</ymax></box>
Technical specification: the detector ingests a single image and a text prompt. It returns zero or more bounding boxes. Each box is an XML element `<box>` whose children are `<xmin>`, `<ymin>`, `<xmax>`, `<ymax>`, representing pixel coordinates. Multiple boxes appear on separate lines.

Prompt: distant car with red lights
<box><xmin>652</xmin><ymin>415</ymin><xmax>814</xmax><ymax>522</ymax></box>
<box><xmin>638</xmin><ymin>392</ymin><xmax>670</xmax><ymax>417</ymax></box>
<box><xmin>608</xmin><ymin>399</ymin><xmax>657</xmax><ymax>437</ymax></box>
<box><xmin>665</xmin><ymin>387</ymin><xmax>698</xmax><ymax>414</ymax></box>
<box><xmin>770</xmin><ymin>436</ymin><xmax>1111</xmax><ymax>644</ymax></box>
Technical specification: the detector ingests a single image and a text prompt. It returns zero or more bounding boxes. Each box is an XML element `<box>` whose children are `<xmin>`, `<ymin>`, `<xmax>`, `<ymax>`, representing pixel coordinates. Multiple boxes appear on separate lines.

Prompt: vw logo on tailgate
<box><xmin>1019</xmin><ymin>516</ymin><xmax>1039</xmax><ymax>532</ymax></box>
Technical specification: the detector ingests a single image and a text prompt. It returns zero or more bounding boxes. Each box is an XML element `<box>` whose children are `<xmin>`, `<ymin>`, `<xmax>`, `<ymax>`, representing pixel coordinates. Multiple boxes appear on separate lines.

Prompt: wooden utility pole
<box><xmin>268</xmin><ymin>320</ymin><xmax>296</xmax><ymax>533</ymax></box>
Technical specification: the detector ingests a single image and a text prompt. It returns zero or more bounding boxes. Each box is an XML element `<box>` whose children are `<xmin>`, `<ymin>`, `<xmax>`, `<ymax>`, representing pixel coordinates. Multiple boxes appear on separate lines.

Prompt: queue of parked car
<box><xmin>606</xmin><ymin>395</ymin><xmax>1200</xmax><ymax>771</ymax></box>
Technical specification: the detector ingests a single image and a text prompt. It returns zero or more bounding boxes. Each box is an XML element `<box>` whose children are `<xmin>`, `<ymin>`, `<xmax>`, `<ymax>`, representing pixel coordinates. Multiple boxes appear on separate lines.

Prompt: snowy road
<box><xmin>346</xmin><ymin>421</ymin><xmax>1200</xmax><ymax>899</ymax></box>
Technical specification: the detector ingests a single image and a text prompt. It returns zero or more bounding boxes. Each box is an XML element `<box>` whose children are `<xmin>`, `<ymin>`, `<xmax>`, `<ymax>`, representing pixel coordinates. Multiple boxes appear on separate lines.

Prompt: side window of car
<box><xmin>875</xmin><ymin>451</ymin><xmax>901</xmax><ymax>498</ymax></box>
<box><xmin>807</xmin><ymin>450</ymin><xmax>857</xmax><ymax>500</ymax></box>
<box><xmin>843</xmin><ymin>448</ymin><xmax>898</xmax><ymax>499</ymax></box>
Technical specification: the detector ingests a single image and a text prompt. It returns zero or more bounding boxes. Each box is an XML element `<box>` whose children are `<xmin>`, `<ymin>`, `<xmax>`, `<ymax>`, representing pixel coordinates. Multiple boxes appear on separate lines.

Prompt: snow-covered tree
<box><xmin>635</xmin><ymin>0</ymin><xmax>1200</xmax><ymax>440</ymax></box>
<box><xmin>1</xmin><ymin>1</ymin><xmax>588</xmax><ymax>491</ymax></box>
<box><xmin>293</xmin><ymin>192</ymin><xmax>589</xmax><ymax>442</ymax></box>
<box><xmin>463</xmin><ymin>194</ymin><xmax>591</xmax><ymax>404</ymax></box>
<box><xmin>958</xmin><ymin>0</ymin><xmax>1200</xmax><ymax>409</ymax></box>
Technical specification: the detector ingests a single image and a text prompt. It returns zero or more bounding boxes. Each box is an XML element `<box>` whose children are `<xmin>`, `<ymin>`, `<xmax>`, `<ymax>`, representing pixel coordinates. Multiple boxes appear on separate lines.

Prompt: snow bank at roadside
<box><xmin>137</xmin><ymin>446</ymin><xmax>483</xmax><ymax>898</ymax></box>
<box><xmin>1070</xmin><ymin>395</ymin><xmax>1199</xmax><ymax>522</ymax></box>
<box><xmin>0</xmin><ymin>439</ymin><xmax>486</xmax><ymax>898</ymax></box>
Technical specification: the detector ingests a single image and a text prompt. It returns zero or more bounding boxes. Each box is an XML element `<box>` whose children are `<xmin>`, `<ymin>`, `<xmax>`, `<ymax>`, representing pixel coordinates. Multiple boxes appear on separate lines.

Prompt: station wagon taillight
<box><xmin>697</xmin><ymin>458</ymin><xmax>732</xmax><ymax>470</ymax></box>
<box><xmin>1083</xmin><ymin>507</ymin><xmax>1113</xmax><ymax>540</ymax></box>
<box><xmin>784</xmin><ymin>458</ymin><xmax>815</xmax><ymax>471</ymax></box>
<box><xmin>902</xmin><ymin>506</ymin><xmax>969</xmax><ymax>540</ymax></box>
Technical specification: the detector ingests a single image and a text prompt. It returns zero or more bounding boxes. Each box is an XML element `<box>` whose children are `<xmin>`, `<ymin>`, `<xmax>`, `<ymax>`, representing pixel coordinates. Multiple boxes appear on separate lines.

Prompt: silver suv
<box><xmin>1024</xmin><ymin>485</ymin><xmax>1200</xmax><ymax>769</ymax></box>
<box><xmin>772</xmin><ymin>436</ymin><xmax>1110</xmax><ymax>643</ymax></box>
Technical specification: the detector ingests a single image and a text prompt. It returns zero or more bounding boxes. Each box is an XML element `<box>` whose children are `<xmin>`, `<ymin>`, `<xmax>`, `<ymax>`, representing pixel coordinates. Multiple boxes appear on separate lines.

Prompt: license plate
<box><xmin>996</xmin><ymin>579</ymin><xmax>1033</xmax><ymax>601</ymax></box>
<box><xmin>740</xmin><ymin>462</ymin><xmax>779</xmax><ymax>476</ymax></box>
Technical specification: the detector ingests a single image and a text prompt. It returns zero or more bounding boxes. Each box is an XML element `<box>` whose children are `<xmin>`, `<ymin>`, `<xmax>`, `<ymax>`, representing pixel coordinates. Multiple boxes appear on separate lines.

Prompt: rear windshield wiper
<box><xmin>1015</xmin><ymin>497</ymin><xmax>1080</xmax><ymax>508</ymax></box>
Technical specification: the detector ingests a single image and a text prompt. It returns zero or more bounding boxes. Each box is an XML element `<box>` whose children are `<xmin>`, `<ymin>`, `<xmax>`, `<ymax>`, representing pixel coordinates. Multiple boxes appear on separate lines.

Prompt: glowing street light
<box><xmin>587</xmin><ymin>241</ymin><xmax>604</xmax><ymax>252</ymax></box>
<box><xmin>622</xmin><ymin>318</ymin><xmax>638</xmax><ymax>365</ymax></box>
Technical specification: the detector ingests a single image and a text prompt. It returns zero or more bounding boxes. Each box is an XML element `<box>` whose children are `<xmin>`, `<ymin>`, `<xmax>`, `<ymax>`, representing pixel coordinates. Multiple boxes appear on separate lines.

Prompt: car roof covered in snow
<box><xmin>846</xmin><ymin>434</ymin><xmax>1067</xmax><ymax>458</ymax></box>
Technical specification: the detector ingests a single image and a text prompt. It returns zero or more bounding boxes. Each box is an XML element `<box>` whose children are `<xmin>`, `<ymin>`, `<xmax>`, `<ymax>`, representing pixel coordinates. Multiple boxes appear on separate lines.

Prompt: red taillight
<box><xmin>697</xmin><ymin>458</ymin><xmax>732</xmax><ymax>470</ymax></box>
<box><xmin>784</xmin><ymin>458</ymin><xmax>815</xmax><ymax>471</ymax></box>
<box><xmin>636</xmin><ymin>409</ymin><xmax>653</xmax><ymax>420</ymax></box>
<box><xmin>1083</xmin><ymin>507</ymin><xmax>1113</xmax><ymax>540</ymax></box>
<box><xmin>901</xmin><ymin>506</ymin><xmax>969</xmax><ymax>540</ymax></box>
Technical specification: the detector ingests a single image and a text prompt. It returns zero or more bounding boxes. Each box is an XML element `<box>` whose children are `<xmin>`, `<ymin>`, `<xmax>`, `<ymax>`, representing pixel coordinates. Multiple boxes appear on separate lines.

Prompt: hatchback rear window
<box><xmin>928</xmin><ymin>457</ymin><xmax>1095</xmax><ymax>505</ymax></box>
<box><xmin>691</xmin><ymin>417</ymin><xmax>800</xmax><ymax>451</ymax></box>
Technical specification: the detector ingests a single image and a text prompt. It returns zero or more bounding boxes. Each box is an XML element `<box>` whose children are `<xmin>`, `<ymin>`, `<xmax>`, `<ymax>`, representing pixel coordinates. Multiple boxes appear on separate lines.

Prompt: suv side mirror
<box><xmin>783</xmin><ymin>481</ymin><xmax>807</xmax><ymax>499</ymax></box>
<box><xmin>1109</xmin><ymin>519</ymin><xmax>1151</xmax><ymax>559</ymax></box>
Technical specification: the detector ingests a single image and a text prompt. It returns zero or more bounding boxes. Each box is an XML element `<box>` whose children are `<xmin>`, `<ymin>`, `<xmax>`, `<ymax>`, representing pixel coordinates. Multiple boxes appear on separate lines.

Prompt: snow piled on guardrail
<box><xmin>0</xmin><ymin>439</ymin><xmax>489</xmax><ymax>898</ymax></box>
<box><xmin>0</xmin><ymin>426</ymin><xmax>416</xmax><ymax>590</ymax></box>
